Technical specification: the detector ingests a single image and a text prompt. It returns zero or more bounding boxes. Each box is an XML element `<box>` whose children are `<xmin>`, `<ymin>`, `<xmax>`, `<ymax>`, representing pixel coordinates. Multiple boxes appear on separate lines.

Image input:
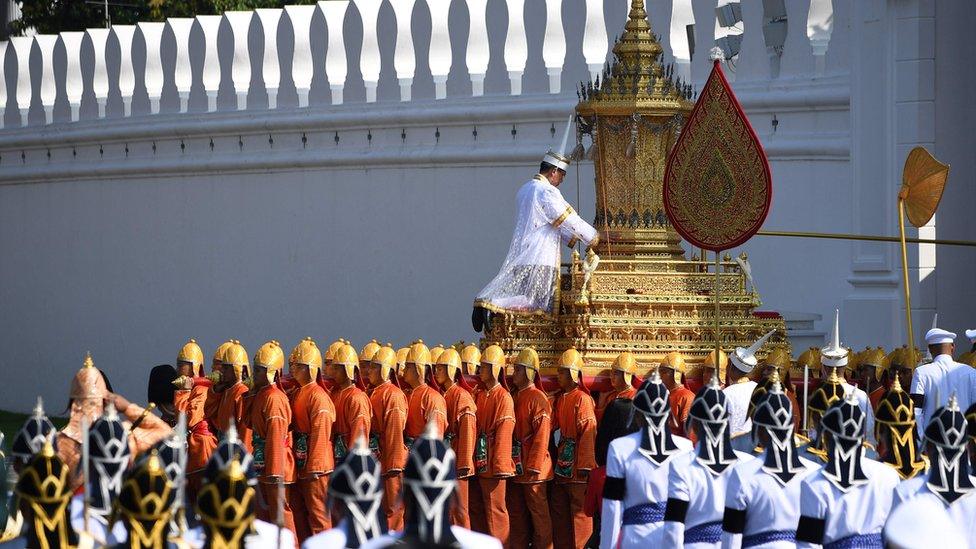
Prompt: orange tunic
<box><xmin>244</xmin><ymin>385</ymin><xmax>295</xmax><ymax>483</ymax></box>
<box><xmin>206</xmin><ymin>381</ymin><xmax>253</xmax><ymax>451</ymax></box>
<box><xmin>553</xmin><ymin>388</ymin><xmax>596</xmax><ymax>483</ymax></box>
<box><xmin>669</xmin><ymin>384</ymin><xmax>696</xmax><ymax>443</ymax></box>
<box><xmin>405</xmin><ymin>384</ymin><xmax>448</xmax><ymax>441</ymax></box>
<box><xmin>174</xmin><ymin>385</ymin><xmax>218</xmax><ymax>475</ymax></box>
<box><xmin>291</xmin><ymin>383</ymin><xmax>336</xmax><ymax>478</ymax></box>
<box><xmin>869</xmin><ymin>386</ymin><xmax>885</xmax><ymax>411</ymax></box>
<box><xmin>595</xmin><ymin>386</ymin><xmax>637</xmax><ymax>423</ymax></box>
<box><xmin>368</xmin><ymin>381</ymin><xmax>409</xmax><ymax>474</ymax></box>
<box><xmin>444</xmin><ymin>384</ymin><xmax>477</xmax><ymax>477</ymax></box>
<box><xmin>331</xmin><ymin>384</ymin><xmax>371</xmax><ymax>455</ymax></box>
<box><xmin>512</xmin><ymin>385</ymin><xmax>553</xmax><ymax>484</ymax></box>
<box><xmin>475</xmin><ymin>384</ymin><xmax>516</xmax><ymax>478</ymax></box>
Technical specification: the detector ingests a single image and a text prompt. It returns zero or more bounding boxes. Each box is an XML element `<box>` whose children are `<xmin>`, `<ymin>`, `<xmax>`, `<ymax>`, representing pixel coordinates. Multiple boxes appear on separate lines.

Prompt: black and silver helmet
<box><xmin>329</xmin><ymin>436</ymin><xmax>386</xmax><ymax>548</ymax></box>
<box><xmin>922</xmin><ymin>394</ymin><xmax>974</xmax><ymax>505</ymax></box>
<box><xmin>402</xmin><ymin>421</ymin><xmax>458</xmax><ymax>545</ymax></box>
<box><xmin>688</xmin><ymin>375</ymin><xmax>737</xmax><ymax>474</ymax></box>
<box><xmin>88</xmin><ymin>401</ymin><xmax>132</xmax><ymax>518</ymax></box>
<box><xmin>751</xmin><ymin>373</ymin><xmax>805</xmax><ymax>484</ymax></box>
<box><xmin>11</xmin><ymin>397</ymin><xmax>57</xmax><ymax>466</ymax></box>
<box><xmin>204</xmin><ymin>418</ymin><xmax>256</xmax><ymax>486</ymax></box>
<box><xmin>633</xmin><ymin>371</ymin><xmax>680</xmax><ymax>465</ymax></box>
<box><xmin>819</xmin><ymin>392</ymin><xmax>868</xmax><ymax>491</ymax></box>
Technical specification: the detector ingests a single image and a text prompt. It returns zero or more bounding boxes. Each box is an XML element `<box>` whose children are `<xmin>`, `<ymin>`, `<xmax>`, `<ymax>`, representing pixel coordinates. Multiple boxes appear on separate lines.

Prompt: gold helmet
<box><xmin>212</xmin><ymin>340</ymin><xmax>235</xmax><ymax>372</ymax></box>
<box><xmin>177</xmin><ymin>339</ymin><xmax>205</xmax><ymax>377</ymax></box>
<box><xmin>482</xmin><ymin>345</ymin><xmax>507</xmax><ymax>381</ymax></box>
<box><xmin>611</xmin><ymin>352</ymin><xmax>639</xmax><ymax>385</ymax></box>
<box><xmin>758</xmin><ymin>347</ymin><xmax>792</xmax><ymax>383</ymax></box>
<box><xmin>334</xmin><ymin>343</ymin><xmax>360</xmax><ymax>380</ymax></box>
<box><xmin>659</xmin><ymin>351</ymin><xmax>687</xmax><ymax>382</ymax></box>
<box><xmin>15</xmin><ymin>438</ymin><xmax>77</xmax><ymax>548</ymax></box>
<box><xmin>372</xmin><ymin>344</ymin><xmax>398</xmax><ymax>381</ymax></box>
<box><xmin>436</xmin><ymin>348</ymin><xmax>463</xmax><ymax>381</ymax></box>
<box><xmin>808</xmin><ymin>367</ymin><xmax>845</xmax><ymax>418</ymax></box>
<box><xmin>291</xmin><ymin>337</ymin><xmax>324</xmax><ymax>379</ymax></box>
<box><xmin>703</xmin><ymin>349</ymin><xmax>728</xmax><ymax>382</ymax></box>
<box><xmin>325</xmin><ymin>338</ymin><xmax>347</xmax><ymax>364</ymax></box>
<box><xmin>221</xmin><ymin>340</ymin><xmax>250</xmax><ymax>379</ymax></box>
<box><xmin>396</xmin><ymin>347</ymin><xmax>410</xmax><ymax>377</ymax></box>
<box><xmin>859</xmin><ymin>347</ymin><xmax>888</xmax><ymax>382</ymax></box>
<box><xmin>873</xmin><ymin>376</ymin><xmax>925</xmax><ymax>479</ymax></box>
<box><xmin>460</xmin><ymin>344</ymin><xmax>481</xmax><ymax>376</ymax></box>
<box><xmin>70</xmin><ymin>352</ymin><xmax>109</xmax><ymax>401</ymax></box>
<box><xmin>795</xmin><ymin>347</ymin><xmax>821</xmax><ymax>379</ymax></box>
<box><xmin>844</xmin><ymin>347</ymin><xmax>859</xmax><ymax>379</ymax></box>
<box><xmin>114</xmin><ymin>452</ymin><xmax>174</xmax><ymax>545</ymax></box>
<box><xmin>195</xmin><ymin>456</ymin><xmax>255</xmax><ymax>548</ymax></box>
<box><xmin>429</xmin><ymin>344</ymin><xmax>446</xmax><ymax>367</ymax></box>
<box><xmin>360</xmin><ymin>339</ymin><xmax>381</xmax><ymax>365</ymax></box>
<box><xmin>253</xmin><ymin>340</ymin><xmax>285</xmax><ymax>384</ymax></box>
<box><xmin>515</xmin><ymin>347</ymin><xmax>541</xmax><ymax>383</ymax></box>
<box><xmin>558</xmin><ymin>347</ymin><xmax>585</xmax><ymax>384</ymax></box>
<box><xmin>405</xmin><ymin>340</ymin><xmax>432</xmax><ymax>380</ymax></box>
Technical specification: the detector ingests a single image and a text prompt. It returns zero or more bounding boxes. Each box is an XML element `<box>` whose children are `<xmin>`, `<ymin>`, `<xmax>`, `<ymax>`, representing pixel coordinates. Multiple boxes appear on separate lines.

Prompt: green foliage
<box><xmin>12</xmin><ymin>0</ymin><xmax>317</xmax><ymax>36</ymax></box>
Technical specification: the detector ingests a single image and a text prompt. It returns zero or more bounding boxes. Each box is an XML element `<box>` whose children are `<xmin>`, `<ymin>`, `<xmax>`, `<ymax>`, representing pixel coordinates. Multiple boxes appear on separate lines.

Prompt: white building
<box><xmin>0</xmin><ymin>0</ymin><xmax>971</xmax><ymax>412</ymax></box>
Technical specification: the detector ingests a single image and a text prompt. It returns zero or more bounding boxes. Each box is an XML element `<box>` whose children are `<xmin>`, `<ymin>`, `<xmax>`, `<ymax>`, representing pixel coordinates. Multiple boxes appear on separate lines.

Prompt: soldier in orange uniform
<box><xmin>595</xmin><ymin>352</ymin><xmax>639</xmax><ymax>423</ymax></box>
<box><xmin>552</xmin><ymin>347</ymin><xmax>597</xmax><ymax>549</ymax></box>
<box><xmin>396</xmin><ymin>346</ymin><xmax>412</xmax><ymax>399</ymax></box>
<box><xmin>507</xmin><ymin>347</ymin><xmax>554</xmax><ymax>549</ymax></box>
<box><xmin>206</xmin><ymin>340</ymin><xmax>253</xmax><ymax>451</ymax></box>
<box><xmin>365</xmin><ymin>344</ymin><xmax>409</xmax><ymax>530</ymax></box>
<box><xmin>473</xmin><ymin>345</ymin><xmax>516</xmax><ymax>545</ymax></box>
<box><xmin>172</xmin><ymin>338</ymin><xmax>218</xmax><ymax>499</ymax></box>
<box><xmin>403</xmin><ymin>341</ymin><xmax>448</xmax><ymax>444</ymax></box>
<box><xmin>242</xmin><ymin>340</ymin><xmax>298</xmax><ymax>541</ymax></box>
<box><xmin>360</xmin><ymin>339</ymin><xmax>381</xmax><ymax>371</ymax></box>
<box><xmin>658</xmin><ymin>350</ymin><xmax>697</xmax><ymax>443</ymax></box>
<box><xmin>433</xmin><ymin>348</ymin><xmax>478</xmax><ymax>528</ymax></box>
<box><xmin>288</xmin><ymin>337</ymin><xmax>336</xmax><ymax>540</ymax></box>
<box><xmin>326</xmin><ymin>343</ymin><xmax>371</xmax><ymax>463</ymax></box>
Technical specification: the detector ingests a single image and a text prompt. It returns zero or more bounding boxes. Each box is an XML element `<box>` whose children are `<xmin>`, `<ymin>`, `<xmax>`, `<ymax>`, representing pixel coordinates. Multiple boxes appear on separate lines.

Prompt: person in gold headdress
<box><xmin>241</xmin><ymin>340</ymin><xmax>297</xmax><ymax>541</ymax></box>
<box><xmin>58</xmin><ymin>353</ymin><xmax>170</xmax><ymax>491</ymax></box>
<box><xmin>874</xmin><ymin>376</ymin><xmax>927</xmax><ymax>480</ymax></box>
<box><xmin>596</xmin><ymin>352</ymin><xmax>639</xmax><ymax>423</ymax></box>
<box><xmin>287</xmin><ymin>337</ymin><xmax>336</xmax><ymax>541</ymax></box>
<box><xmin>365</xmin><ymin>344</ymin><xmax>408</xmax><ymax>531</ymax></box>
<box><xmin>112</xmin><ymin>451</ymin><xmax>176</xmax><ymax>549</ymax></box>
<box><xmin>508</xmin><ymin>347</ymin><xmax>554</xmax><ymax>549</ymax></box>
<box><xmin>325</xmin><ymin>343</ymin><xmax>371</xmax><ymax>463</ymax></box>
<box><xmin>403</xmin><ymin>341</ymin><xmax>448</xmax><ymax>445</ymax></box>
<box><xmin>205</xmin><ymin>340</ymin><xmax>253</xmax><ymax>452</ymax></box>
<box><xmin>172</xmin><ymin>338</ymin><xmax>218</xmax><ymax>499</ymax></box>
<box><xmin>552</xmin><ymin>347</ymin><xmax>597</xmax><ymax>549</ymax></box>
<box><xmin>858</xmin><ymin>347</ymin><xmax>889</xmax><ymax>409</ymax></box>
<box><xmin>434</xmin><ymin>348</ymin><xmax>477</xmax><ymax>529</ymax></box>
<box><xmin>472</xmin><ymin>345</ymin><xmax>516</xmax><ymax>545</ymax></box>
<box><xmin>359</xmin><ymin>340</ymin><xmax>381</xmax><ymax>374</ymax></box>
<box><xmin>659</xmin><ymin>351</ymin><xmax>696</xmax><ymax>443</ymax></box>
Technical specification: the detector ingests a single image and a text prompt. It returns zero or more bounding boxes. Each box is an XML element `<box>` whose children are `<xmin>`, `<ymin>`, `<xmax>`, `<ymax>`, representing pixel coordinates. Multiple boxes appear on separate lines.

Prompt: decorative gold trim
<box><xmin>552</xmin><ymin>206</ymin><xmax>575</xmax><ymax>228</ymax></box>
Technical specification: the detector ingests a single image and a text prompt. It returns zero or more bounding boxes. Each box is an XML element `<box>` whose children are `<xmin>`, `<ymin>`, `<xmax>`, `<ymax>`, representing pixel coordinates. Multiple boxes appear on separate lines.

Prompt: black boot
<box><xmin>471</xmin><ymin>306</ymin><xmax>484</xmax><ymax>332</ymax></box>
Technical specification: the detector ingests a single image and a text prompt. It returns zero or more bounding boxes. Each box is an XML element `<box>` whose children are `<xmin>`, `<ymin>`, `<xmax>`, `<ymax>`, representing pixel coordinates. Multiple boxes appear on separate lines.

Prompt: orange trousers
<box><xmin>451</xmin><ymin>477</ymin><xmax>470</xmax><ymax>528</ymax></box>
<box><xmin>506</xmin><ymin>482</ymin><xmax>553</xmax><ymax>549</ymax></box>
<box><xmin>382</xmin><ymin>474</ymin><xmax>404</xmax><ymax>531</ymax></box>
<box><xmin>290</xmin><ymin>475</ymin><xmax>331</xmax><ymax>541</ymax></box>
<box><xmin>469</xmin><ymin>475</ymin><xmax>486</xmax><ymax>533</ymax></box>
<box><xmin>258</xmin><ymin>482</ymin><xmax>298</xmax><ymax>549</ymax></box>
<box><xmin>551</xmin><ymin>482</ymin><xmax>591</xmax><ymax>549</ymax></box>
<box><xmin>478</xmin><ymin>477</ymin><xmax>509</xmax><ymax>546</ymax></box>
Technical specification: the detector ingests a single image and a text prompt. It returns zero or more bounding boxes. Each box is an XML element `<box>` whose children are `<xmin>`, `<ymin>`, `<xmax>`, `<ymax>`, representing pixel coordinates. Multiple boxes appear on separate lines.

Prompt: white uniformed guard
<box><xmin>601</xmin><ymin>371</ymin><xmax>694</xmax><ymax>548</ymax></box>
<box><xmin>664</xmin><ymin>375</ymin><xmax>755</xmax><ymax>547</ymax></box>
<box><xmin>819</xmin><ymin>310</ymin><xmax>875</xmax><ymax>446</ymax></box>
<box><xmin>359</xmin><ymin>421</ymin><xmax>501</xmax><ymax>549</ymax></box>
<box><xmin>725</xmin><ymin>330</ymin><xmax>775</xmax><ymax>440</ymax></box>
<box><xmin>795</xmin><ymin>393</ymin><xmax>900</xmax><ymax>548</ymax></box>
<box><xmin>892</xmin><ymin>394</ymin><xmax>976</xmax><ymax>529</ymax></box>
<box><xmin>472</xmin><ymin>116</ymin><xmax>599</xmax><ymax>327</ymax></box>
<box><xmin>911</xmin><ymin>326</ymin><xmax>975</xmax><ymax>430</ymax></box>
<box><xmin>721</xmin><ymin>374</ymin><xmax>817</xmax><ymax>548</ymax></box>
<box><xmin>884</xmin><ymin>496</ymin><xmax>965</xmax><ymax>549</ymax></box>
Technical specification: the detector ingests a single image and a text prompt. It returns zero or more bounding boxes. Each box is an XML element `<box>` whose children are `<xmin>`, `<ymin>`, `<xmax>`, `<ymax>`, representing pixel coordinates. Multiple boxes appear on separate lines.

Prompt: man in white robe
<box><xmin>911</xmin><ymin>327</ymin><xmax>975</xmax><ymax>429</ymax></box>
<box><xmin>724</xmin><ymin>331</ymin><xmax>774</xmax><ymax>440</ymax></box>
<box><xmin>472</xmin><ymin>148</ymin><xmax>598</xmax><ymax>331</ymax></box>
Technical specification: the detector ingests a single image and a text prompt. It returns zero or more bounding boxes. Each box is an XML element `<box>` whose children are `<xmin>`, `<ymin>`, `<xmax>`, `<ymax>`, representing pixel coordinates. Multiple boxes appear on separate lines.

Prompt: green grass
<box><xmin>0</xmin><ymin>410</ymin><xmax>67</xmax><ymax>444</ymax></box>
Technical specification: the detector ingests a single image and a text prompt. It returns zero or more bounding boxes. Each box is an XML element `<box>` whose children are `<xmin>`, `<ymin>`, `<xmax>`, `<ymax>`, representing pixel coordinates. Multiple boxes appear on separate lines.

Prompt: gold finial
<box><xmin>227</xmin><ymin>455</ymin><xmax>245</xmax><ymax>482</ymax></box>
<box><xmin>82</xmin><ymin>351</ymin><xmax>94</xmax><ymax>368</ymax></box>
<box><xmin>40</xmin><ymin>434</ymin><xmax>55</xmax><ymax>458</ymax></box>
<box><xmin>827</xmin><ymin>367</ymin><xmax>841</xmax><ymax>384</ymax></box>
<box><xmin>146</xmin><ymin>450</ymin><xmax>163</xmax><ymax>474</ymax></box>
<box><xmin>891</xmin><ymin>375</ymin><xmax>903</xmax><ymax>392</ymax></box>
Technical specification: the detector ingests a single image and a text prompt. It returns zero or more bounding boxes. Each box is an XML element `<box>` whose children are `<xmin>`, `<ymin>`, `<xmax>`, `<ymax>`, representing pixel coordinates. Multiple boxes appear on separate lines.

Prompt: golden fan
<box><xmin>898</xmin><ymin>146</ymin><xmax>949</xmax><ymax>361</ymax></box>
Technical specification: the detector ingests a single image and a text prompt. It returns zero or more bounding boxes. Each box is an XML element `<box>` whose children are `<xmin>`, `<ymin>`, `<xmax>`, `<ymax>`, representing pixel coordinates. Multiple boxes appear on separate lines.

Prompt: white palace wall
<box><xmin>0</xmin><ymin>0</ymin><xmax>972</xmax><ymax>412</ymax></box>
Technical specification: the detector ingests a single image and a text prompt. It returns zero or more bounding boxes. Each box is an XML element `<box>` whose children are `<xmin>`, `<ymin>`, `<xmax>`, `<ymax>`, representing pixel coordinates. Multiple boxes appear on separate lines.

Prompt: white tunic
<box><xmin>601</xmin><ymin>430</ymin><xmax>694</xmax><ymax>548</ymax></box>
<box><xmin>475</xmin><ymin>175</ymin><xmax>597</xmax><ymax>314</ymax></box>
<box><xmin>796</xmin><ymin>458</ymin><xmax>900</xmax><ymax>548</ymax></box>
<box><xmin>910</xmin><ymin>354</ymin><xmax>973</xmax><ymax>429</ymax></box>
<box><xmin>358</xmin><ymin>526</ymin><xmax>503</xmax><ymax>549</ymax></box>
<box><xmin>723</xmin><ymin>381</ymin><xmax>757</xmax><ymax>438</ymax></box>
<box><xmin>893</xmin><ymin>475</ymin><xmax>976</xmax><ymax>541</ymax></box>
<box><xmin>69</xmin><ymin>494</ymin><xmax>127</xmax><ymax>546</ymax></box>
<box><xmin>185</xmin><ymin>519</ymin><xmax>295</xmax><ymax>548</ymax></box>
<box><xmin>721</xmin><ymin>451</ymin><xmax>818</xmax><ymax>549</ymax></box>
<box><xmin>664</xmin><ymin>449</ymin><xmax>756</xmax><ymax>548</ymax></box>
<box><xmin>839</xmin><ymin>382</ymin><xmax>876</xmax><ymax>447</ymax></box>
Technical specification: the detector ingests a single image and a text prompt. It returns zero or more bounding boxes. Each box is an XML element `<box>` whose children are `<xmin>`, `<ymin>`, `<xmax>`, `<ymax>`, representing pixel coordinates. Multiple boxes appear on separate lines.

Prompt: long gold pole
<box><xmin>757</xmin><ymin>229</ymin><xmax>976</xmax><ymax>247</ymax></box>
<box><xmin>898</xmin><ymin>199</ymin><xmax>915</xmax><ymax>363</ymax></box>
<box><xmin>714</xmin><ymin>251</ymin><xmax>721</xmax><ymax>379</ymax></box>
